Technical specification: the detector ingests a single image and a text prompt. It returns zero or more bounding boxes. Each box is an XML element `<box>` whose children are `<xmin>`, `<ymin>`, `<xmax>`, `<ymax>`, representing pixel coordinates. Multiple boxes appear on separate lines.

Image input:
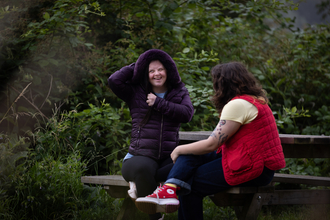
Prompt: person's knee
<box><xmin>129</xmin><ymin>163</ymin><xmax>155</xmax><ymax>178</ymax></box>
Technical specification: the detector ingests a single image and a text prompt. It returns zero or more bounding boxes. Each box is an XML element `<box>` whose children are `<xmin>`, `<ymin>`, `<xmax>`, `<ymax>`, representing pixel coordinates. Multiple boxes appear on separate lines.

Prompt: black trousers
<box><xmin>122</xmin><ymin>155</ymin><xmax>173</xmax><ymax>197</ymax></box>
<box><xmin>121</xmin><ymin>155</ymin><xmax>174</xmax><ymax>220</ymax></box>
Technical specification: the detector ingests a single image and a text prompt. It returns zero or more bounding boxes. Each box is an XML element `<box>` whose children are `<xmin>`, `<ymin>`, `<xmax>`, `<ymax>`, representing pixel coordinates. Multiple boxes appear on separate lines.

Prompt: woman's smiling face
<box><xmin>148</xmin><ymin>60</ymin><xmax>167</xmax><ymax>93</ymax></box>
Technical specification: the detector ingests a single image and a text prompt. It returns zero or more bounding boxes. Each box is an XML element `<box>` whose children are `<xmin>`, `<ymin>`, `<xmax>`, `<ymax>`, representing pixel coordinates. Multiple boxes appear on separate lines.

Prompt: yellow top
<box><xmin>220</xmin><ymin>99</ymin><xmax>258</xmax><ymax>124</ymax></box>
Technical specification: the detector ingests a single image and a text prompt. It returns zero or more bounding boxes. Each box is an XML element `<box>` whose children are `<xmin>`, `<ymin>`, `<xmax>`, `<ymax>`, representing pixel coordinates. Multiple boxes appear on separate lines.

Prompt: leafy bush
<box><xmin>3</xmin><ymin>151</ymin><xmax>118</xmax><ymax>220</ymax></box>
<box><xmin>280</xmin><ymin>158</ymin><xmax>330</xmax><ymax>177</ymax></box>
<box><xmin>8</xmin><ymin>153</ymin><xmax>86</xmax><ymax>219</ymax></box>
<box><xmin>33</xmin><ymin>100</ymin><xmax>131</xmax><ymax>175</ymax></box>
<box><xmin>0</xmin><ymin>0</ymin><xmax>106</xmax><ymax>137</ymax></box>
<box><xmin>274</xmin><ymin>107</ymin><xmax>311</xmax><ymax>134</ymax></box>
<box><xmin>0</xmin><ymin>134</ymin><xmax>29</xmax><ymax>196</ymax></box>
<box><xmin>0</xmin><ymin>100</ymin><xmax>131</xmax><ymax>219</ymax></box>
<box><xmin>174</xmin><ymin>49</ymin><xmax>219</xmax><ymax>131</ymax></box>
<box><xmin>302</xmin><ymin>105</ymin><xmax>330</xmax><ymax>136</ymax></box>
<box><xmin>1</xmin><ymin>1</ymin><xmax>330</xmax><ymax>219</ymax></box>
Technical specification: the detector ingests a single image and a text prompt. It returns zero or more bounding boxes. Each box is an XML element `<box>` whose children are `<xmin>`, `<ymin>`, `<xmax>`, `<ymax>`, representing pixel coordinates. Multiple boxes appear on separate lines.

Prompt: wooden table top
<box><xmin>179</xmin><ymin>131</ymin><xmax>330</xmax><ymax>158</ymax></box>
<box><xmin>179</xmin><ymin>131</ymin><xmax>330</xmax><ymax>144</ymax></box>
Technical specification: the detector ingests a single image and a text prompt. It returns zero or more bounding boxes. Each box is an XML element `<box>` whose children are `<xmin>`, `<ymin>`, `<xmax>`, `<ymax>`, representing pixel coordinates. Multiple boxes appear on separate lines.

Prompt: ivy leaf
<box><xmin>48</xmin><ymin>59</ymin><xmax>59</xmax><ymax>66</ymax></box>
<box><xmin>38</xmin><ymin>60</ymin><xmax>49</xmax><ymax>67</ymax></box>
<box><xmin>183</xmin><ymin>48</ymin><xmax>190</xmax><ymax>53</ymax></box>
<box><xmin>84</xmin><ymin>43</ymin><xmax>93</xmax><ymax>47</ymax></box>
<box><xmin>250</xmin><ymin>67</ymin><xmax>262</xmax><ymax>75</ymax></box>
<box><xmin>43</xmin><ymin>12</ymin><xmax>50</xmax><ymax>20</ymax></box>
<box><xmin>291</xmin><ymin>107</ymin><xmax>297</xmax><ymax>113</ymax></box>
<box><xmin>136</xmin><ymin>12</ymin><xmax>144</xmax><ymax>17</ymax></box>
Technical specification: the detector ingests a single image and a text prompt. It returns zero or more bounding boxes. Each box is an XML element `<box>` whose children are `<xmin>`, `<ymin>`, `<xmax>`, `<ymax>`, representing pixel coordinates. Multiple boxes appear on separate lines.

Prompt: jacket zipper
<box><xmin>158</xmin><ymin>115</ymin><xmax>164</xmax><ymax>159</ymax></box>
<box><xmin>137</xmin><ymin>126</ymin><xmax>141</xmax><ymax>148</ymax></box>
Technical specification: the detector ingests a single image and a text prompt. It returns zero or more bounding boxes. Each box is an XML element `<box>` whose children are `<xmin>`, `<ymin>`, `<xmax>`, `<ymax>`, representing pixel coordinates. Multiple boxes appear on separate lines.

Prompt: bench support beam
<box><xmin>116</xmin><ymin>197</ymin><xmax>137</xmax><ymax>220</ymax></box>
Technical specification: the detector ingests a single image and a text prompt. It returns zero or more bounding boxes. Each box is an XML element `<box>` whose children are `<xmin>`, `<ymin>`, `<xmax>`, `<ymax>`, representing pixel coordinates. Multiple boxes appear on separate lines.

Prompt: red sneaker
<box><xmin>135</xmin><ymin>184</ymin><xmax>180</xmax><ymax>214</ymax></box>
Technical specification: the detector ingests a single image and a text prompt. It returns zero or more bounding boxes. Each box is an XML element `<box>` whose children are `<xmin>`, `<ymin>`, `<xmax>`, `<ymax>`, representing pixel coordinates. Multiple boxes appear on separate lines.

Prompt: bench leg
<box><xmin>236</xmin><ymin>193</ymin><xmax>264</xmax><ymax>220</ymax></box>
<box><xmin>116</xmin><ymin>197</ymin><xmax>137</xmax><ymax>220</ymax></box>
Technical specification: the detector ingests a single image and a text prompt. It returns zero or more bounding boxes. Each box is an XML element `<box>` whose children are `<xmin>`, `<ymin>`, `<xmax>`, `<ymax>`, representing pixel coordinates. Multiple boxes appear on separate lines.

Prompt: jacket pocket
<box><xmin>227</xmin><ymin>144</ymin><xmax>253</xmax><ymax>175</ymax></box>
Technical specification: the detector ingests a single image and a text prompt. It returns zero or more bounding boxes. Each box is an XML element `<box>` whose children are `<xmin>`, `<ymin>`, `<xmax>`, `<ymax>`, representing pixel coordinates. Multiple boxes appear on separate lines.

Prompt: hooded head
<box><xmin>132</xmin><ymin>49</ymin><xmax>182</xmax><ymax>89</ymax></box>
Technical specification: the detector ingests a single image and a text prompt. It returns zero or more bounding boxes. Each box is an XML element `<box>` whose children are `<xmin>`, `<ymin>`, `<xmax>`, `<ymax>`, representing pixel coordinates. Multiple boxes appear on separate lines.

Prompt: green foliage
<box><xmin>9</xmin><ymin>153</ymin><xmax>86</xmax><ymax>219</ymax></box>
<box><xmin>280</xmin><ymin>158</ymin><xmax>330</xmax><ymax>177</ymax></box>
<box><xmin>0</xmin><ymin>101</ymin><xmax>130</xmax><ymax>219</ymax></box>
<box><xmin>0</xmin><ymin>134</ymin><xmax>29</xmax><ymax>194</ymax></box>
<box><xmin>0</xmin><ymin>0</ymin><xmax>106</xmax><ymax>137</ymax></box>
<box><xmin>1</xmin><ymin>0</ymin><xmax>328</xmax><ymax>135</ymax></box>
<box><xmin>274</xmin><ymin>107</ymin><xmax>311</xmax><ymax>134</ymax></box>
<box><xmin>33</xmin><ymin>100</ymin><xmax>131</xmax><ymax>175</ymax></box>
<box><xmin>21</xmin><ymin>0</ymin><xmax>104</xmax><ymax>48</ymax></box>
<box><xmin>174</xmin><ymin>49</ymin><xmax>219</xmax><ymax>130</ymax></box>
<box><xmin>202</xmin><ymin>197</ymin><xmax>236</xmax><ymax>220</ymax></box>
<box><xmin>185</xmin><ymin>85</ymin><xmax>217</xmax><ymax>131</ymax></box>
<box><xmin>4</xmin><ymin>151</ymin><xmax>117</xmax><ymax>220</ymax></box>
<box><xmin>192</xmin><ymin>1</ymin><xmax>330</xmax><ymax>134</ymax></box>
<box><xmin>67</xmin><ymin>42</ymin><xmax>141</xmax><ymax>110</ymax></box>
<box><xmin>302</xmin><ymin>105</ymin><xmax>330</xmax><ymax>136</ymax></box>
<box><xmin>175</xmin><ymin>49</ymin><xmax>219</xmax><ymax>87</ymax></box>
<box><xmin>1</xmin><ymin>0</ymin><xmax>330</xmax><ymax>219</ymax></box>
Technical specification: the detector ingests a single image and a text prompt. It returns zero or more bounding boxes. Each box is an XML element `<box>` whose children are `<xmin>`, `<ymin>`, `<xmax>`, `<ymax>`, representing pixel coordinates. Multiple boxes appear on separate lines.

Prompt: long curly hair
<box><xmin>211</xmin><ymin>62</ymin><xmax>268</xmax><ymax>114</ymax></box>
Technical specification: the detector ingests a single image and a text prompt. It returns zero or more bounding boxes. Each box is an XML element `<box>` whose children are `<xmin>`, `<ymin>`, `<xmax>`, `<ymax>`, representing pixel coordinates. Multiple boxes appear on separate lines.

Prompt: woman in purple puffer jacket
<box><xmin>108</xmin><ymin>49</ymin><xmax>194</xmax><ymax>220</ymax></box>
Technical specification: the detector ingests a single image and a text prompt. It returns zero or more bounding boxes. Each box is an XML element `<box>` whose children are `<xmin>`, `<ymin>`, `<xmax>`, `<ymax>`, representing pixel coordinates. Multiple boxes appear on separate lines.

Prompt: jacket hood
<box><xmin>132</xmin><ymin>49</ymin><xmax>182</xmax><ymax>87</ymax></box>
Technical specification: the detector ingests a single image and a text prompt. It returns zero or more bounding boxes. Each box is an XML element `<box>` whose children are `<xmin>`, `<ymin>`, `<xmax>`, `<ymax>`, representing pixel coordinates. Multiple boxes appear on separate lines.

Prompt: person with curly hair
<box><xmin>135</xmin><ymin>61</ymin><xmax>286</xmax><ymax>220</ymax></box>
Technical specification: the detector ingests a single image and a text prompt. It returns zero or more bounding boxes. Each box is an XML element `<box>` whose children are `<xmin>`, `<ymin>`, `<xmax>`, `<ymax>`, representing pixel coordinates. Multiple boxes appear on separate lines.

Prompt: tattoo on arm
<box><xmin>220</xmin><ymin>135</ymin><xmax>228</xmax><ymax>145</ymax></box>
<box><xmin>218</xmin><ymin>120</ymin><xmax>228</xmax><ymax>145</ymax></box>
<box><xmin>218</xmin><ymin>133</ymin><xmax>225</xmax><ymax>145</ymax></box>
<box><xmin>210</xmin><ymin>120</ymin><xmax>228</xmax><ymax>146</ymax></box>
<box><xmin>210</xmin><ymin>127</ymin><xmax>217</xmax><ymax>138</ymax></box>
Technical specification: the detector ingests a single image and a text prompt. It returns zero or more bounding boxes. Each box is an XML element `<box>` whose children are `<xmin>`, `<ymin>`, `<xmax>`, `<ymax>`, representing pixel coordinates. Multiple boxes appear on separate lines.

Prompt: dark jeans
<box><xmin>122</xmin><ymin>155</ymin><xmax>173</xmax><ymax>220</ymax></box>
<box><xmin>165</xmin><ymin>152</ymin><xmax>275</xmax><ymax>220</ymax></box>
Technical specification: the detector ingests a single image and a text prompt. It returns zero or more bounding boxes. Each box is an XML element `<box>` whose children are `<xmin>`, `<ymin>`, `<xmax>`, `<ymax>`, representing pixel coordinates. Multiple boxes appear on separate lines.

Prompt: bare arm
<box><xmin>171</xmin><ymin>119</ymin><xmax>241</xmax><ymax>163</ymax></box>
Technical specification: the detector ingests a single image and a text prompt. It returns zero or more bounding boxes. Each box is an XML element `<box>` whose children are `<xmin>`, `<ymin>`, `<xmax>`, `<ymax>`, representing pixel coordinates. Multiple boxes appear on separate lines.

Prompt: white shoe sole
<box><xmin>135</xmin><ymin>197</ymin><xmax>179</xmax><ymax>214</ymax></box>
<box><xmin>128</xmin><ymin>182</ymin><xmax>137</xmax><ymax>200</ymax></box>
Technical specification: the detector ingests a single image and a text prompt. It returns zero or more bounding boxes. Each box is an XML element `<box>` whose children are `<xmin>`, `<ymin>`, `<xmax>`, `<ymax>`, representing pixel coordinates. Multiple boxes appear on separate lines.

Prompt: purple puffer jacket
<box><xmin>108</xmin><ymin>49</ymin><xmax>194</xmax><ymax>160</ymax></box>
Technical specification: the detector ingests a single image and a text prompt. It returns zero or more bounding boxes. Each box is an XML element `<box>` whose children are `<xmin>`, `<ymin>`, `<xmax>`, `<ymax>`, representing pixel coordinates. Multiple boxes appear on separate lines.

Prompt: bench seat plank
<box><xmin>81</xmin><ymin>175</ymin><xmax>128</xmax><ymax>186</ymax></box>
<box><xmin>263</xmin><ymin>189</ymin><xmax>330</xmax><ymax>205</ymax></box>
<box><xmin>273</xmin><ymin>173</ymin><xmax>330</xmax><ymax>186</ymax></box>
<box><xmin>211</xmin><ymin>189</ymin><xmax>330</xmax><ymax>207</ymax></box>
<box><xmin>224</xmin><ymin>185</ymin><xmax>274</xmax><ymax>194</ymax></box>
<box><xmin>81</xmin><ymin>173</ymin><xmax>330</xmax><ymax>190</ymax></box>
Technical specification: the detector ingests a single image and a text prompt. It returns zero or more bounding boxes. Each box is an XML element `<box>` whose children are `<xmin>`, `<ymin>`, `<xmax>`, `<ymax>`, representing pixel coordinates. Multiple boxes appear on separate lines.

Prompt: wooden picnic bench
<box><xmin>81</xmin><ymin>132</ymin><xmax>330</xmax><ymax>220</ymax></box>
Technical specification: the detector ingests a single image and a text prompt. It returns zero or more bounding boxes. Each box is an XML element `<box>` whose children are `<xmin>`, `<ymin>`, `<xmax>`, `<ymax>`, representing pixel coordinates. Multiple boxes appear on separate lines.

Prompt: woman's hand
<box><xmin>171</xmin><ymin>147</ymin><xmax>181</xmax><ymax>164</ymax></box>
<box><xmin>146</xmin><ymin>93</ymin><xmax>157</xmax><ymax>106</ymax></box>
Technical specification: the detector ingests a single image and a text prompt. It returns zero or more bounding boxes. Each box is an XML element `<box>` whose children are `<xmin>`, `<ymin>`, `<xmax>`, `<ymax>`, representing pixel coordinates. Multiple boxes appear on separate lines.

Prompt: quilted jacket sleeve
<box><xmin>108</xmin><ymin>63</ymin><xmax>135</xmax><ymax>103</ymax></box>
<box><xmin>153</xmin><ymin>87</ymin><xmax>194</xmax><ymax>123</ymax></box>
